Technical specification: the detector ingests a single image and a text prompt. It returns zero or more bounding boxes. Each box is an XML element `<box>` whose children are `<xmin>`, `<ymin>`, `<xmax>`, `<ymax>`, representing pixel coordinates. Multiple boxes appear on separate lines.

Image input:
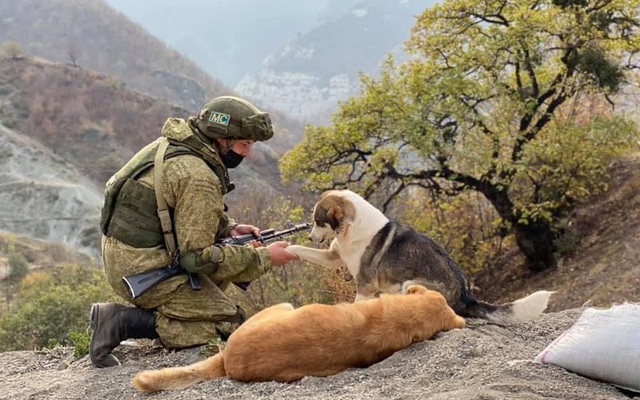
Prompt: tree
<box><xmin>2</xmin><ymin>41</ymin><xmax>22</xmax><ymax>59</ymax></box>
<box><xmin>4</xmin><ymin>247</ymin><xmax>30</xmax><ymax>312</ymax></box>
<box><xmin>67</xmin><ymin>42</ymin><xmax>81</xmax><ymax>67</ymax></box>
<box><xmin>281</xmin><ymin>0</ymin><xmax>640</xmax><ymax>272</ymax></box>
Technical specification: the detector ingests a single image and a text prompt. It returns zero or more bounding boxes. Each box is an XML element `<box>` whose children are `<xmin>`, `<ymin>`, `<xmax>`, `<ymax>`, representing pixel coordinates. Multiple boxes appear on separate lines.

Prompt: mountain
<box><xmin>101</xmin><ymin>0</ymin><xmax>438</xmax><ymax>124</ymax></box>
<box><xmin>0</xmin><ymin>0</ymin><xmax>226</xmax><ymax>112</ymax></box>
<box><xmin>0</xmin><ymin>0</ymin><xmax>315</xmax><ymax>255</ymax></box>
<box><xmin>103</xmin><ymin>0</ymin><xmax>338</xmax><ymax>86</ymax></box>
<box><xmin>235</xmin><ymin>0</ymin><xmax>438</xmax><ymax>124</ymax></box>
<box><xmin>0</xmin><ymin>0</ymin><xmax>306</xmax><ymax>147</ymax></box>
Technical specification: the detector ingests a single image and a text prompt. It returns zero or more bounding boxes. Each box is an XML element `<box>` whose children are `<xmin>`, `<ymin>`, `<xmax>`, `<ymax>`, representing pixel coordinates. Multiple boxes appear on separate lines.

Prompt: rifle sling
<box><xmin>152</xmin><ymin>138</ymin><xmax>202</xmax><ymax>291</ymax></box>
<box><xmin>154</xmin><ymin>138</ymin><xmax>177</xmax><ymax>256</ymax></box>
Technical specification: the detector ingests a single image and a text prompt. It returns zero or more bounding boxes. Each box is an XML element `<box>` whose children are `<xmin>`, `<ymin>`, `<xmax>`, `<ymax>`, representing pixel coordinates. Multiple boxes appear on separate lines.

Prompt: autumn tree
<box><xmin>281</xmin><ymin>0</ymin><xmax>640</xmax><ymax>272</ymax></box>
<box><xmin>2</xmin><ymin>41</ymin><xmax>22</xmax><ymax>59</ymax></box>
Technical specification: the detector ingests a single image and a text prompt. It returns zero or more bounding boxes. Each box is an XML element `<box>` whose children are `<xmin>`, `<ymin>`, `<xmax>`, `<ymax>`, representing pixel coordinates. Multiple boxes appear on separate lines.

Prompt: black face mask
<box><xmin>220</xmin><ymin>150</ymin><xmax>244</xmax><ymax>168</ymax></box>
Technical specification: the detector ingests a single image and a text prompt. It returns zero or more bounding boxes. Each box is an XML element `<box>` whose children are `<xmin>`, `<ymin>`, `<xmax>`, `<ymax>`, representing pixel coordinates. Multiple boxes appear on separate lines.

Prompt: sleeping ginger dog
<box><xmin>132</xmin><ymin>284</ymin><xmax>465</xmax><ymax>392</ymax></box>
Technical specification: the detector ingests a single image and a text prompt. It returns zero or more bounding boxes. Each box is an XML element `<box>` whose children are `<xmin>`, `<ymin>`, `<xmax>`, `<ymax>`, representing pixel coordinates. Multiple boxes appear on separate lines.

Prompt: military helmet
<box><xmin>195</xmin><ymin>96</ymin><xmax>274</xmax><ymax>142</ymax></box>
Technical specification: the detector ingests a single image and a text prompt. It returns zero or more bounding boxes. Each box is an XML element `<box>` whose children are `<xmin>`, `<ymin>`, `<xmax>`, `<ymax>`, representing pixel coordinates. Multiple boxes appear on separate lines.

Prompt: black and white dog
<box><xmin>288</xmin><ymin>189</ymin><xmax>553</xmax><ymax>324</ymax></box>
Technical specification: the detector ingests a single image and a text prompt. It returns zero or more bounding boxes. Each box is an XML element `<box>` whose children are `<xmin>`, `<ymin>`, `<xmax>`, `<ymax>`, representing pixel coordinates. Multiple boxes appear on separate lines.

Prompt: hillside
<box><xmin>1</xmin><ymin>308</ymin><xmax>632</xmax><ymax>400</ymax></box>
<box><xmin>0</xmin><ymin>0</ymin><xmax>306</xmax><ymax>153</ymax></box>
<box><xmin>1</xmin><ymin>154</ymin><xmax>639</xmax><ymax>400</ymax></box>
<box><xmin>0</xmin><ymin>56</ymin><xmax>285</xmax><ymax>189</ymax></box>
<box><xmin>0</xmin><ymin>56</ymin><xmax>285</xmax><ymax>256</ymax></box>
<box><xmin>0</xmin><ymin>123</ymin><xmax>102</xmax><ymax>258</ymax></box>
<box><xmin>474</xmin><ymin>154</ymin><xmax>640</xmax><ymax>313</ymax></box>
<box><xmin>0</xmin><ymin>0</ymin><xmax>225</xmax><ymax>111</ymax></box>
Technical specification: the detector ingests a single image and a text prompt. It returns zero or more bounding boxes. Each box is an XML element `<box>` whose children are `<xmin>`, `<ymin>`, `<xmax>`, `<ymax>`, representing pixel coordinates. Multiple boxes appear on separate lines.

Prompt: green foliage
<box><xmin>68</xmin><ymin>329</ymin><xmax>91</xmax><ymax>358</ymax></box>
<box><xmin>281</xmin><ymin>0</ymin><xmax>640</xmax><ymax>270</ymax></box>
<box><xmin>403</xmin><ymin>192</ymin><xmax>511</xmax><ymax>276</ymax></box>
<box><xmin>513</xmin><ymin>115</ymin><xmax>638</xmax><ymax>223</ymax></box>
<box><xmin>570</xmin><ymin>48</ymin><xmax>625</xmax><ymax>92</ymax></box>
<box><xmin>8</xmin><ymin>250</ymin><xmax>29</xmax><ymax>283</ymax></box>
<box><xmin>0</xmin><ymin>264</ymin><xmax>116</xmax><ymax>352</ymax></box>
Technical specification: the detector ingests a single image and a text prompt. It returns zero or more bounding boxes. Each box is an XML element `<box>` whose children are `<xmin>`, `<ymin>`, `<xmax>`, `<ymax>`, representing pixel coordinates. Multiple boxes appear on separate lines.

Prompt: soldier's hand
<box><xmin>230</xmin><ymin>224</ymin><xmax>261</xmax><ymax>237</ymax></box>
<box><xmin>267</xmin><ymin>241</ymin><xmax>300</xmax><ymax>266</ymax></box>
<box><xmin>230</xmin><ymin>224</ymin><xmax>262</xmax><ymax>247</ymax></box>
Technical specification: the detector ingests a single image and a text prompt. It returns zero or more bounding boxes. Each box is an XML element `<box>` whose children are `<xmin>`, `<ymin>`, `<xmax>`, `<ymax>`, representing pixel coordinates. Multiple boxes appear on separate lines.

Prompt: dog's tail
<box><xmin>132</xmin><ymin>352</ymin><xmax>226</xmax><ymax>393</ymax></box>
<box><xmin>465</xmin><ymin>291</ymin><xmax>555</xmax><ymax>324</ymax></box>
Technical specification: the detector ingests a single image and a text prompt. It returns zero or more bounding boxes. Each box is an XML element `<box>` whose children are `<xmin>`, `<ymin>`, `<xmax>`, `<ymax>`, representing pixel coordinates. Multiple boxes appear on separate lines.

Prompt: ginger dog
<box><xmin>132</xmin><ymin>284</ymin><xmax>465</xmax><ymax>392</ymax></box>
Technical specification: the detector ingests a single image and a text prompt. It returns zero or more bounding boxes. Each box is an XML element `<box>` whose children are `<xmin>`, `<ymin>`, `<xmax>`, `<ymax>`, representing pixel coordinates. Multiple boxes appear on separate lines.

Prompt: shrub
<box><xmin>0</xmin><ymin>264</ymin><xmax>116</xmax><ymax>352</ymax></box>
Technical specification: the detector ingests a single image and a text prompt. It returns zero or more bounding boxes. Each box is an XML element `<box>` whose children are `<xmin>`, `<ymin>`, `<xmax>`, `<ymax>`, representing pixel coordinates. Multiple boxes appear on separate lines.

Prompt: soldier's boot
<box><xmin>89</xmin><ymin>302</ymin><xmax>159</xmax><ymax>368</ymax></box>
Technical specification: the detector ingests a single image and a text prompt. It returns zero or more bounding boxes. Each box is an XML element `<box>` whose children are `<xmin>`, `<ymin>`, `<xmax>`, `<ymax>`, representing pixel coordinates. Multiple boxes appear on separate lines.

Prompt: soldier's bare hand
<box><xmin>230</xmin><ymin>224</ymin><xmax>261</xmax><ymax>237</ymax></box>
<box><xmin>230</xmin><ymin>224</ymin><xmax>262</xmax><ymax>247</ymax></box>
<box><xmin>267</xmin><ymin>241</ymin><xmax>300</xmax><ymax>266</ymax></box>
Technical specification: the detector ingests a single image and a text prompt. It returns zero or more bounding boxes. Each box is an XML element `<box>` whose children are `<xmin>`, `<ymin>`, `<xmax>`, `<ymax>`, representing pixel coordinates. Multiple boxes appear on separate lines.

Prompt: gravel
<box><xmin>0</xmin><ymin>308</ymin><xmax>634</xmax><ymax>400</ymax></box>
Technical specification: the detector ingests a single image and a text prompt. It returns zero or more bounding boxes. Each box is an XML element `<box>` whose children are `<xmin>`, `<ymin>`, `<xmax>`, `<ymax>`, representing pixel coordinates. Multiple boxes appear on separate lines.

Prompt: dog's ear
<box><xmin>326</xmin><ymin>205</ymin><xmax>344</xmax><ymax>231</ymax></box>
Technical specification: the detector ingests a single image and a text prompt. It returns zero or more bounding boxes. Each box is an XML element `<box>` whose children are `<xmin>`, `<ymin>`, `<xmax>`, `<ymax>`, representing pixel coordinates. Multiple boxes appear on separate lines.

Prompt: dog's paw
<box><xmin>403</xmin><ymin>281</ymin><xmax>430</xmax><ymax>295</ymax></box>
<box><xmin>287</xmin><ymin>245</ymin><xmax>304</xmax><ymax>254</ymax></box>
<box><xmin>402</xmin><ymin>280</ymin><xmax>418</xmax><ymax>294</ymax></box>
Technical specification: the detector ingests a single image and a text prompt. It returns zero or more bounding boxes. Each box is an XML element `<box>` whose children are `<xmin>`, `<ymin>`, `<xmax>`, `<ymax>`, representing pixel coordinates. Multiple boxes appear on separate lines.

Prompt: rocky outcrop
<box><xmin>0</xmin><ymin>124</ymin><xmax>102</xmax><ymax>259</ymax></box>
<box><xmin>235</xmin><ymin>0</ymin><xmax>432</xmax><ymax>124</ymax></box>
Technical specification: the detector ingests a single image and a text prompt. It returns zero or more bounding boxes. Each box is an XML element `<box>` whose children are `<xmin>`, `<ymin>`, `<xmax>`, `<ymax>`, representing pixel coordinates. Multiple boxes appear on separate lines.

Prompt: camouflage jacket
<box><xmin>101</xmin><ymin>118</ymin><xmax>271</xmax><ymax>307</ymax></box>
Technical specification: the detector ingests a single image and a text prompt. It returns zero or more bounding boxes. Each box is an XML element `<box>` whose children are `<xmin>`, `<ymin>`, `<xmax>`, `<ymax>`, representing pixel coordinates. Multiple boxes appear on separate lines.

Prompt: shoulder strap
<box><xmin>154</xmin><ymin>137</ymin><xmax>177</xmax><ymax>256</ymax></box>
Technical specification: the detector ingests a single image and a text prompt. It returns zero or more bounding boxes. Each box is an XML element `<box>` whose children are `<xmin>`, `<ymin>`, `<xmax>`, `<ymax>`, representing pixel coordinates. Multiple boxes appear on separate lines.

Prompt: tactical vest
<box><xmin>100</xmin><ymin>136</ymin><xmax>233</xmax><ymax>249</ymax></box>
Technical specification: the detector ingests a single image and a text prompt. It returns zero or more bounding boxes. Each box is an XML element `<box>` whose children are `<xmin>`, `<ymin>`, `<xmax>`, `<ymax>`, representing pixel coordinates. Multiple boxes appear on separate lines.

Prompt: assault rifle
<box><xmin>122</xmin><ymin>222</ymin><xmax>311</xmax><ymax>299</ymax></box>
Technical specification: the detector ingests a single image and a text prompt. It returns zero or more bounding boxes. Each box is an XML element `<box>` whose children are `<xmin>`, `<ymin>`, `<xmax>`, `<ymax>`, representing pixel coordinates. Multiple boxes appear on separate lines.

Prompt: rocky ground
<box><xmin>1</xmin><ymin>307</ymin><xmax>636</xmax><ymax>400</ymax></box>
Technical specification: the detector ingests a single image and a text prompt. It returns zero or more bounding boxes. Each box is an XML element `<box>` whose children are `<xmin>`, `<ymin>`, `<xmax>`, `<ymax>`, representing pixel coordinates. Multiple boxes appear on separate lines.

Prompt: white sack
<box><xmin>534</xmin><ymin>303</ymin><xmax>640</xmax><ymax>393</ymax></box>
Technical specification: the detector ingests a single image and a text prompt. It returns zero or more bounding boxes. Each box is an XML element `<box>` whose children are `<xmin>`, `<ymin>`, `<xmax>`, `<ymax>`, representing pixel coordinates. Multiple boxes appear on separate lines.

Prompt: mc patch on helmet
<box><xmin>209</xmin><ymin>112</ymin><xmax>231</xmax><ymax>126</ymax></box>
<box><xmin>195</xmin><ymin>96</ymin><xmax>274</xmax><ymax>141</ymax></box>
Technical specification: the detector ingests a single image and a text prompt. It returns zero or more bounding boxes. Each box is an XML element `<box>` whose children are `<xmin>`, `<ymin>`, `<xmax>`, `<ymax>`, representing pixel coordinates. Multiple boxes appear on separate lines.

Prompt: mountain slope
<box><xmin>475</xmin><ymin>154</ymin><xmax>640</xmax><ymax>312</ymax></box>
<box><xmin>0</xmin><ymin>57</ymin><xmax>285</xmax><ymax>255</ymax></box>
<box><xmin>0</xmin><ymin>0</ymin><xmax>223</xmax><ymax>111</ymax></box>
<box><xmin>0</xmin><ymin>308</ymin><xmax>630</xmax><ymax>400</ymax></box>
<box><xmin>0</xmin><ymin>123</ymin><xmax>102</xmax><ymax>258</ymax></box>
<box><xmin>0</xmin><ymin>0</ymin><xmax>306</xmax><ymax>151</ymax></box>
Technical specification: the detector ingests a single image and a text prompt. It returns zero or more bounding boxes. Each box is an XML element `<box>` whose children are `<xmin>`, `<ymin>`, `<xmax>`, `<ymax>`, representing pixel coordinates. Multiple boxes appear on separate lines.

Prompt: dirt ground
<box><xmin>1</xmin><ymin>156</ymin><xmax>639</xmax><ymax>400</ymax></box>
<box><xmin>0</xmin><ymin>308</ymin><xmax>635</xmax><ymax>400</ymax></box>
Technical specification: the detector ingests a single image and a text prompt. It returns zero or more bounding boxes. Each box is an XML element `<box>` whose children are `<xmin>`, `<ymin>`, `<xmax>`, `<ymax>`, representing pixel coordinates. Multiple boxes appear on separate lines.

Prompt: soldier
<box><xmin>90</xmin><ymin>96</ymin><xmax>299</xmax><ymax>368</ymax></box>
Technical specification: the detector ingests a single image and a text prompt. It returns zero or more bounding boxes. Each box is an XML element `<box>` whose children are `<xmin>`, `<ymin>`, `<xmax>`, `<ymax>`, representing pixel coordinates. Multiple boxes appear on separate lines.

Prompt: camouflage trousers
<box><xmin>102</xmin><ymin>237</ymin><xmax>247</xmax><ymax>349</ymax></box>
<box><xmin>148</xmin><ymin>275</ymin><xmax>246</xmax><ymax>349</ymax></box>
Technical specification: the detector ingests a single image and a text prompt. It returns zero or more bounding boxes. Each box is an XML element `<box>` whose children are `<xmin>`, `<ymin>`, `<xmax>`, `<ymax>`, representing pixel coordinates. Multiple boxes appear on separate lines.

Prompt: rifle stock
<box><xmin>122</xmin><ymin>222</ymin><xmax>311</xmax><ymax>299</ymax></box>
<box><xmin>123</xmin><ymin>264</ymin><xmax>183</xmax><ymax>300</ymax></box>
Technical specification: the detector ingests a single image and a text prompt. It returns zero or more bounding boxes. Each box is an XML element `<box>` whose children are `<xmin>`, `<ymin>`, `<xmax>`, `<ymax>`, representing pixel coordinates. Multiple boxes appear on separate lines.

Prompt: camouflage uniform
<box><xmin>102</xmin><ymin>118</ymin><xmax>271</xmax><ymax>349</ymax></box>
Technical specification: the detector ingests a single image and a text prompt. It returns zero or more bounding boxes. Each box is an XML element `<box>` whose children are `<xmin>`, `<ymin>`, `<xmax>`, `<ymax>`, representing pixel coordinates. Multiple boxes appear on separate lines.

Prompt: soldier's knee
<box><xmin>215</xmin><ymin>305</ymin><xmax>246</xmax><ymax>340</ymax></box>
